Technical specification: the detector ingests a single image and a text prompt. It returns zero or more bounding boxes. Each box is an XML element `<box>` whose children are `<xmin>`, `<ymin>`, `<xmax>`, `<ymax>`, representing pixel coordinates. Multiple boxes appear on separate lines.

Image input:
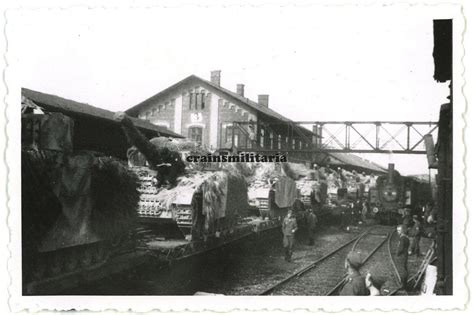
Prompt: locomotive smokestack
<box><xmin>388</xmin><ymin>163</ymin><xmax>395</xmax><ymax>184</ymax></box>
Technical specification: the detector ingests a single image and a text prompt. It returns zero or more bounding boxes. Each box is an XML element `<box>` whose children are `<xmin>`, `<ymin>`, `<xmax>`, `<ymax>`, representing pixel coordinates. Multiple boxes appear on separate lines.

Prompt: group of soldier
<box><xmin>280</xmin><ymin>204</ymin><xmax>426</xmax><ymax>295</ymax></box>
<box><xmin>338</xmin><ymin>221</ymin><xmax>420</xmax><ymax>296</ymax></box>
<box><xmin>339</xmin><ymin>198</ymin><xmax>370</xmax><ymax>229</ymax></box>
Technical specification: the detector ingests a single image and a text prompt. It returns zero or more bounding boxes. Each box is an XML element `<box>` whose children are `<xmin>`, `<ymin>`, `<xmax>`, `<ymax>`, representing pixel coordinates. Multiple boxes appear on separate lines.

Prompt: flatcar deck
<box><xmin>142</xmin><ymin>217</ymin><xmax>284</xmax><ymax>262</ymax></box>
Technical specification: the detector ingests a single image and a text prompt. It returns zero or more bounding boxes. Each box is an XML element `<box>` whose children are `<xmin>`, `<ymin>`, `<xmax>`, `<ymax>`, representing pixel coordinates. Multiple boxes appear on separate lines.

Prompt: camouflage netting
<box><xmin>149</xmin><ymin>137</ymin><xmax>208</xmax><ymax>155</ymax></box>
<box><xmin>151</xmin><ymin>168</ymin><xmax>248</xmax><ymax>237</ymax></box>
<box><xmin>154</xmin><ymin>171</ymin><xmax>215</xmax><ymax>210</ymax></box>
<box><xmin>284</xmin><ymin>162</ymin><xmax>378</xmax><ymax>204</ymax></box>
<box><xmin>90</xmin><ymin>156</ymin><xmax>140</xmax><ymax>239</ymax></box>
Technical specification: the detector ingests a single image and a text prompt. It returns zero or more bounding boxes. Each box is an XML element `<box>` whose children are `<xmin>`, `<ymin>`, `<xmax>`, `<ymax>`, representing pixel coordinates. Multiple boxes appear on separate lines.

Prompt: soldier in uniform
<box><xmin>339</xmin><ymin>251</ymin><xmax>369</xmax><ymax>295</ymax></box>
<box><xmin>409</xmin><ymin>215</ymin><xmax>422</xmax><ymax>256</ymax></box>
<box><xmin>306</xmin><ymin>209</ymin><xmax>318</xmax><ymax>246</ymax></box>
<box><xmin>396</xmin><ymin>224</ymin><xmax>410</xmax><ymax>289</ymax></box>
<box><xmin>282</xmin><ymin>210</ymin><xmax>298</xmax><ymax>262</ymax></box>
<box><xmin>365</xmin><ymin>272</ymin><xmax>385</xmax><ymax>296</ymax></box>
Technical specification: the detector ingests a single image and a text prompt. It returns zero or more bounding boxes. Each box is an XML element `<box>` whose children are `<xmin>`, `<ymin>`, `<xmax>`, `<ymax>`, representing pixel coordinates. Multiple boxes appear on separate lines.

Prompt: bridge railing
<box><xmin>229</xmin><ymin>121</ymin><xmax>438</xmax><ymax>155</ymax></box>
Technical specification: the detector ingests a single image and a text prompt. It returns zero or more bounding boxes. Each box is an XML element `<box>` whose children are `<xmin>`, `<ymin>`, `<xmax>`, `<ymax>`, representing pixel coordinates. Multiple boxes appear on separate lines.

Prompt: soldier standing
<box><xmin>361</xmin><ymin>200</ymin><xmax>368</xmax><ymax>222</ymax></box>
<box><xmin>409</xmin><ymin>215</ymin><xmax>422</xmax><ymax>256</ymax></box>
<box><xmin>339</xmin><ymin>251</ymin><xmax>369</xmax><ymax>295</ymax></box>
<box><xmin>396</xmin><ymin>224</ymin><xmax>410</xmax><ymax>289</ymax></box>
<box><xmin>306</xmin><ymin>209</ymin><xmax>317</xmax><ymax>246</ymax></box>
<box><xmin>282</xmin><ymin>210</ymin><xmax>298</xmax><ymax>262</ymax></box>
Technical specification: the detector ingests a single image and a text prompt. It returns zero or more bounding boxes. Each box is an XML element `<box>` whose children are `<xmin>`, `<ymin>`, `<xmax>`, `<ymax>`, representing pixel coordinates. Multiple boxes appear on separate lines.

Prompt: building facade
<box><xmin>126</xmin><ymin>71</ymin><xmax>315</xmax><ymax>162</ymax></box>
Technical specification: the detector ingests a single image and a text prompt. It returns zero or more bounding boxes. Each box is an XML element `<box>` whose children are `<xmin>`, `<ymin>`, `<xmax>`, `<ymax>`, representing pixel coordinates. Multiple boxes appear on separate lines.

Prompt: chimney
<box><xmin>258</xmin><ymin>94</ymin><xmax>269</xmax><ymax>107</ymax></box>
<box><xmin>210</xmin><ymin>70</ymin><xmax>221</xmax><ymax>86</ymax></box>
<box><xmin>236</xmin><ymin>84</ymin><xmax>245</xmax><ymax>97</ymax></box>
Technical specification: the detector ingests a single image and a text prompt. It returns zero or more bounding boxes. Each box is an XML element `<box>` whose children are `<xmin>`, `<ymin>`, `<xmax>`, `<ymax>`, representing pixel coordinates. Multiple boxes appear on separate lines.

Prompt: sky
<box><xmin>11</xmin><ymin>5</ymin><xmax>451</xmax><ymax>175</ymax></box>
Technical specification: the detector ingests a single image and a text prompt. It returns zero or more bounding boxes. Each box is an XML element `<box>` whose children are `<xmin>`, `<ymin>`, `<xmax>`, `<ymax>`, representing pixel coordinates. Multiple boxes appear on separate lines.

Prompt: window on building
<box><xmin>225</xmin><ymin>126</ymin><xmax>241</xmax><ymax>147</ymax></box>
<box><xmin>145</xmin><ymin>111</ymin><xmax>151</xmax><ymax>120</ymax></box>
<box><xmin>259</xmin><ymin>128</ymin><xmax>265</xmax><ymax>148</ymax></box>
<box><xmin>195</xmin><ymin>93</ymin><xmax>201</xmax><ymax>110</ymax></box>
<box><xmin>189</xmin><ymin>92</ymin><xmax>193</xmax><ymax>110</ymax></box>
<box><xmin>189</xmin><ymin>127</ymin><xmax>203</xmax><ymax>145</ymax></box>
<box><xmin>269</xmin><ymin>132</ymin><xmax>274</xmax><ymax>149</ymax></box>
<box><xmin>234</xmin><ymin>135</ymin><xmax>239</xmax><ymax>147</ymax></box>
<box><xmin>201</xmin><ymin>92</ymin><xmax>206</xmax><ymax>109</ymax></box>
<box><xmin>278</xmin><ymin>135</ymin><xmax>282</xmax><ymax>150</ymax></box>
<box><xmin>292</xmin><ymin>139</ymin><xmax>296</xmax><ymax>150</ymax></box>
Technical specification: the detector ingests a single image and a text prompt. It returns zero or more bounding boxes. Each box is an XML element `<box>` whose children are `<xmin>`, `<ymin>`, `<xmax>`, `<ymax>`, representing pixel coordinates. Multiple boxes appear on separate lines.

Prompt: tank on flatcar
<box><xmin>121</xmin><ymin>116</ymin><xmax>249</xmax><ymax>240</ymax></box>
<box><xmin>132</xmin><ymin>166</ymin><xmax>249</xmax><ymax>241</ymax></box>
<box><xmin>247</xmin><ymin>163</ymin><xmax>301</xmax><ymax>220</ymax></box>
<box><xmin>21</xmin><ymin>107</ymin><xmax>139</xmax><ymax>294</ymax></box>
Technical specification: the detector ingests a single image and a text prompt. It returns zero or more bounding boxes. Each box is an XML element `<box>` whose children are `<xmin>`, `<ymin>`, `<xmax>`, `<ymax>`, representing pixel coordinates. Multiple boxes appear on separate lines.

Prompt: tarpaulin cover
<box><xmin>39</xmin><ymin>153</ymin><xmax>99</xmax><ymax>252</ymax></box>
<box><xmin>274</xmin><ymin>177</ymin><xmax>297</xmax><ymax>208</ymax></box>
<box><xmin>22</xmin><ymin>113</ymin><xmax>74</xmax><ymax>152</ymax></box>
<box><xmin>225</xmin><ymin>172</ymin><xmax>249</xmax><ymax>217</ymax></box>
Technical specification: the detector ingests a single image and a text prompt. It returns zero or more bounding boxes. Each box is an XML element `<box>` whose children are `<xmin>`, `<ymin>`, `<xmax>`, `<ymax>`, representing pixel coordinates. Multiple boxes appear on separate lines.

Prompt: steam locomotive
<box><xmin>368</xmin><ymin>163</ymin><xmax>432</xmax><ymax>224</ymax></box>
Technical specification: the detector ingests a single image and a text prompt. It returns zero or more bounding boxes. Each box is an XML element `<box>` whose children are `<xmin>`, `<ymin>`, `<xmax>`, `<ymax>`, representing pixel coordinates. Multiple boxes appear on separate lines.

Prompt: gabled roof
<box><xmin>126</xmin><ymin>74</ymin><xmax>292</xmax><ymax>122</ymax></box>
<box><xmin>22</xmin><ymin>88</ymin><xmax>183</xmax><ymax>138</ymax></box>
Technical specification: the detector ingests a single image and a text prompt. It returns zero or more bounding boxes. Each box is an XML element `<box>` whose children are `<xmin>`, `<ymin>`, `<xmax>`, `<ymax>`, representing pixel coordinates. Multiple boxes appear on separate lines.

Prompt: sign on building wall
<box><xmin>190</xmin><ymin>112</ymin><xmax>203</xmax><ymax>123</ymax></box>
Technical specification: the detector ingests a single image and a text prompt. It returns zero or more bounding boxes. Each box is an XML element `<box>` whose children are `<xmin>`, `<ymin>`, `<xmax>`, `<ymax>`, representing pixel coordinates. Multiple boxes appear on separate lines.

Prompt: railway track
<box><xmin>386</xmin><ymin>229</ymin><xmax>404</xmax><ymax>295</ymax></box>
<box><xmin>325</xmin><ymin>228</ymin><xmax>391</xmax><ymax>295</ymax></box>
<box><xmin>259</xmin><ymin>226</ymin><xmax>393</xmax><ymax>295</ymax></box>
<box><xmin>258</xmin><ymin>225</ymin><xmax>420</xmax><ymax>296</ymax></box>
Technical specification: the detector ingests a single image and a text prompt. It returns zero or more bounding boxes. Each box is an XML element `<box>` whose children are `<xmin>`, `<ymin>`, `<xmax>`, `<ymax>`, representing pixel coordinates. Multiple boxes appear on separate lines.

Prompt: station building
<box><xmin>126</xmin><ymin>71</ymin><xmax>387</xmax><ymax>174</ymax></box>
<box><xmin>125</xmin><ymin>71</ymin><xmax>315</xmax><ymax>163</ymax></box>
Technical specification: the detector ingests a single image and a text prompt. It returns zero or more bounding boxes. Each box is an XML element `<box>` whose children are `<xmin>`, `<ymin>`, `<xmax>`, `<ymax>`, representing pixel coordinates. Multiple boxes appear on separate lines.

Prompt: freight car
<box><xmin>21</xmin><ymin>109</ymin><xmax>139</xmax><ymax>294</ymax></box>
<box><xmin>368</xmin><ymin>163</ymin><xmax>432</xmax><ymax>224</ymax></box>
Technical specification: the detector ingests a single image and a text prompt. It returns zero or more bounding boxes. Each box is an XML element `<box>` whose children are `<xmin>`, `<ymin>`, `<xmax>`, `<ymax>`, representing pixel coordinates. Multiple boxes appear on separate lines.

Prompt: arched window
<box><xmin>189</xmin><ymin>127</ymin><xmax>203</xmax><ymax>145</ymax></box>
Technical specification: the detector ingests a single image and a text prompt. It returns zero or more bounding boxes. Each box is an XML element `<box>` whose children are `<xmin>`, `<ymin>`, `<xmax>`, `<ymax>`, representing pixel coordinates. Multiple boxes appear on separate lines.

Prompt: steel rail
<box><xmin>258</xmin><ymin>229</ymin><xmax>372</xmax><ymax>295</ymax></box>
<box><xmin>387</xmin><ymin>229</ymin><xmax>403</xmax><ymax>296</ymax></box>
<box><xmin>326</xmin><ymin>231</ymin><xmax>390</xmax><ymax>296</ymax></box>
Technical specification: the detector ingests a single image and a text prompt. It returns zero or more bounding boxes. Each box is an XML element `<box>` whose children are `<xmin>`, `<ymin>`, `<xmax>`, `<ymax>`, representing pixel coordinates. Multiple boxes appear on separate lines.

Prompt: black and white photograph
<box><xmin>1</xmin><ymin>0</ymin><xmax>471</xmax><ymax>312</ymax></box>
